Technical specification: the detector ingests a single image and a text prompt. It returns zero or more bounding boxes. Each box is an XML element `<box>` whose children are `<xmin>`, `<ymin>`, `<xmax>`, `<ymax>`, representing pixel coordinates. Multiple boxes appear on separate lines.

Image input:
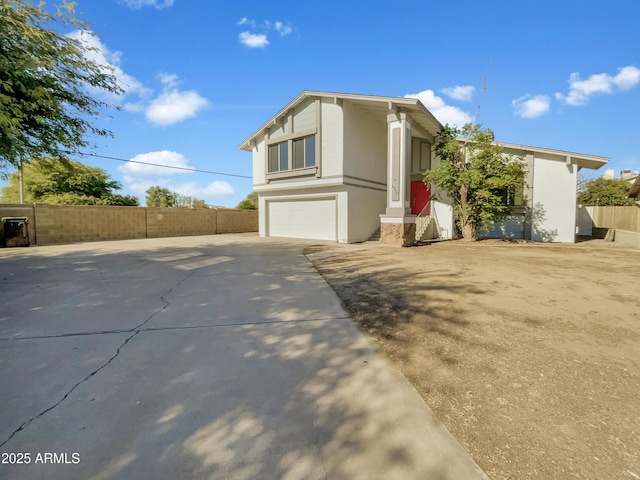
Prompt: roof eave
<box><xmin>496</xmin><ymin>142</ymin><xmax>609</xmax><ymax>170</ymax></box>
<box><xmin>238</xmin><ymin>90</ymin><xmax>443</xmax><ymax>151</ymax></box>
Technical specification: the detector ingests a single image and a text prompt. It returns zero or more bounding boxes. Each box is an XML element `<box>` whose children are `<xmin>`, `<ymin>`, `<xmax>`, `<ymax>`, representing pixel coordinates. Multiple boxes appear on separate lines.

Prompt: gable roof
<box><xmin>497</xmin><ymin>142</ymin><xmax>609</xmax><ymax>170</ymax></box>
<box><xmin>238</xmin><ymin>90</ymin><xmax>443</xmax><ymax>151</ymax></box>
<box><xmin>238</xmin><ymin>90</ymin><xmax>609</xmax><ymax>171</ymax></box>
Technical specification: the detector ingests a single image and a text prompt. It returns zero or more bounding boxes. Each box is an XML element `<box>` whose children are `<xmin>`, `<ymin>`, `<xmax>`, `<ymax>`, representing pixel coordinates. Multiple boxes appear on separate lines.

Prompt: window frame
<box><xmin>266</xmin><ymin>127</ymin><xmax>318</xmax><ymax>180</ymax></box>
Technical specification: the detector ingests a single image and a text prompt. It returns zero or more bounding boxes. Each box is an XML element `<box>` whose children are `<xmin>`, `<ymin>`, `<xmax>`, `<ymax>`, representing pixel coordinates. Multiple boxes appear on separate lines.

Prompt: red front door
<box><xmin>410</xmin><ymin>181</ymin><xmax>431</xmax><ymax>215</ymax></box>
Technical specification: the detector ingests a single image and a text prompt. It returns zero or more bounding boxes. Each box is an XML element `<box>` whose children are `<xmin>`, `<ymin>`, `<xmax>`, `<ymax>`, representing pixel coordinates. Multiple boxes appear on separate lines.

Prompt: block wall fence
<box><xmin>0</xmin><ymin>204</ymin><xmax>257</xmax><ymax>245</ymax></box>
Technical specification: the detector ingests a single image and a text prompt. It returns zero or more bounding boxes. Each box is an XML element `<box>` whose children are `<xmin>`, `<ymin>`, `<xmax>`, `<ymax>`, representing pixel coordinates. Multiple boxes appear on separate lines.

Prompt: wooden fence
<box><xmin>589</xmin><ymin>206</ymin><xmax>640</xmax><ymax>232</ymax></box>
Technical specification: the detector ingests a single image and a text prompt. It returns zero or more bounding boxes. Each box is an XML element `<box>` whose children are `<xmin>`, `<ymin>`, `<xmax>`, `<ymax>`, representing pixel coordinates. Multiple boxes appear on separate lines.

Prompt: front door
<box><xmin>410</xmin><ymin>181</ymin><xmax>431</xmax><ymax>215</ymax></box>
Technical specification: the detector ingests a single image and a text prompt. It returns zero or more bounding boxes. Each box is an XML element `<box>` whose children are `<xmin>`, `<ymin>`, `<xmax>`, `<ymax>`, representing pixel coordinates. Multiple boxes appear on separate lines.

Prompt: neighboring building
<box><xmin>239</xmin><ymin>91</ymin><xmax>609</xmax><ymax>245</ymax></box>
<box><xmin>620</xmin><ymin>170</ymin><xmax>639</xmax><ymax>182</ymax></box>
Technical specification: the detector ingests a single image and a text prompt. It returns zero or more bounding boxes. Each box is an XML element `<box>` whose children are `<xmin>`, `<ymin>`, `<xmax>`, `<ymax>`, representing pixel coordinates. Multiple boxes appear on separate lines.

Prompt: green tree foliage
<box><xmin>145</xmin><ymin>186</ymin><xmax>207</xmax><ymax>208</ymax></box>
<box><xmin>0</xmin><ymin>157</ymin><xmax>139</xmax><ymax>205</ymax></box>
<box><xmin>577</xmin><ymin>177</ymin><xmax>635</xmax><ymax>206</ymax></box>
<box><xmin>236</xmin><ymin>191</ymin><xmax>257</xmax><ymax>210</ymax></box>
<box><xmin>424</xmin><ymin>124</ymin><xmax>526</xmax><ymax>240</ymax></box>
<box><xmin>0</xmin><ymin>0</ymin><xmax>121</xmax><ymax>172</ymax></box>
<box><xmin>145</xmin><ymin>186</ymin><xmax>175</xmax><ymax>207</ymax></box>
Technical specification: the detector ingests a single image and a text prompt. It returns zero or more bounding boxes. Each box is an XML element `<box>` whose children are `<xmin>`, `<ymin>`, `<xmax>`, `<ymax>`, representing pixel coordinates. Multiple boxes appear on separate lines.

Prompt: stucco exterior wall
<box><xmin>252</xmin><ymin>139</ymin><xmax>266</xmax><ymax>189</ymax></box>
<box><xmin>479</xmin><ymin>214</ymin><xmax>525</xmax><ymax>239</ymax></box>
<box><xmin>346</xmin><ymin>185</ymin><xmax>386</xmax><ymax>242</ymax></box>
<box><xmin>531</xmin><ymin>155</ymin><xmax>577</xmax><ymax>242</ymax></box>
<box><xmin>342</xmin><ymin>102</ymin><xmax>387</xmax><ymax>184</ymax></box>
<box><xmin>320</xmin><ymin>99</ymin><xmax>344</xmax><ymax>179</ymax></box>
<box><xmin>292</xmin><ymin>97</ymin><xmax>316</xmax><ymax>131</ymax></box>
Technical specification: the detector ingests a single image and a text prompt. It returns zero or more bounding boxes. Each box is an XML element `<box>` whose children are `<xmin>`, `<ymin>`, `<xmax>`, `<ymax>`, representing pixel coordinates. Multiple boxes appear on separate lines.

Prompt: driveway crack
<box><xmin>0</xmin><ymin>269</ymin><xmax>197</xmax><ymax>448</ymax></box>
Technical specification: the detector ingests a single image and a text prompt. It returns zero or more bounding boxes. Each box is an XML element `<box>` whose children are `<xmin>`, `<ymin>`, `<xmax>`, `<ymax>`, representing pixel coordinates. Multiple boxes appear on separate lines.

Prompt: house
<box><xmin>239</xmin><ymin>91</ymin><xmax>609</xmax><ymax>245</ymax></box>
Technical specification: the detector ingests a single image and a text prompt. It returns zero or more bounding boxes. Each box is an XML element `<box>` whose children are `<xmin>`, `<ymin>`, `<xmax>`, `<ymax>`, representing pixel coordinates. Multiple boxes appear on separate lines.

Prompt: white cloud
<box><xmin>68</xmin><ymin>32</ymin><xmax>207</xmax><ymax>127</ymax></box>
<box><xmin>239</xmin><ymin>31</ymin><xmax>269</xmax><ymax>48</ymax></box>
<box><xmin>120</xmin><ymin>0</ymin><xmax>174</xmax><ymax>9</ymax></box>
<box><xmin>158</xmin><ymin>72</ymin><xmax>179</xmax><ymax>88</ymax></box>
<box><xmin>237</xmin><ymin>18</ymin><xmax>293</xmax><ymax>47</ymax></box>
<box><xmin>237</xmin><ymin>17</ymin><xmax>256</xmax><ymax>28</ymax></box>
<box><xmin>275</xmin><ymin>21</ymin><xmax>292</xmax><ymax>37</ymax></box>
<box><xmin>67</xmin><ymin>30</ymin><xmax>150</xmax><ymax>102</ymax></box>
<box><xmin>614</xmin><ymin>65</ymin><xmax>640</xmax><ymax>90</ymax></box>
<box><xmin>173</xmin><ymin>181</ymin><xmax>235</xmax><ymax>198</ymax></box>
<box><xmin>118</xmin><ymin>151</ymin><xmax>235</xmax><ymax>201</ymax></box>
<box><xmin>123</xmin><ymin>102</ymin><xmax>145</xmax><ymax>113</ymax></box>
<box><xmin>439</xmin><ymin>85</ymin><xmax>475</xmax><ymax>102</ymax></box>
<box><xmin>555</xmin><ymin>65</ymin><xmax>640</xmax><ymax>106</ymax></box>
<box><xmin>405</xmin><ymin>89</ymin><xmax>473</xmax><ymax>127</ymax></box>
<box><xmin>118</xmin><ymin>150</ymin><xmax>193</xmax><ymax>177</ymax></box>
<box><xmin>145</xmin><ymin>89</ymin><xmax>210</xmax><ymax>126</ymax></box>
<box><xmin>512</xmin><ymin>94</ymin><xmax>551</xmax><ymax>119</ymax></box>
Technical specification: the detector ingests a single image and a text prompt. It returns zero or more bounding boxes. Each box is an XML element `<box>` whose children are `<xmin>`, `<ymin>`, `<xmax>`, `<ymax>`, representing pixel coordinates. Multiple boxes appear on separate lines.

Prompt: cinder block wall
<box><xmin>0</xmin><ymin>204</ymin><xmax>258</xmax><ymax>246</ymax></box>
<box><xmin>217</xmin><ymin>208</ymin><xmax>258</xmax><ymax>233</ymax></box>
<box><xmin>146</xmin><ymin>208</ymin><xmax>217</xmax><ymax>238</ymax></box>
<box><xmin>0</xmin><ymin>204</ymin><xmax>36</xmax><ymax>243</ymax></box>
<box><xmin>34</xmin><ymin>204</ymin><xmax>146</xmax><ymax>245</ymax></box>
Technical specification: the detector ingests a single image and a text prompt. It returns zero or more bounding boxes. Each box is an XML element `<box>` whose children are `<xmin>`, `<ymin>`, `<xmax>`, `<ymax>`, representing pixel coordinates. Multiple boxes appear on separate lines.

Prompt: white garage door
<box><xmin>267</xmin><ymin>198</ymin><xmax>336</xmax><ymax>241</ymax></box>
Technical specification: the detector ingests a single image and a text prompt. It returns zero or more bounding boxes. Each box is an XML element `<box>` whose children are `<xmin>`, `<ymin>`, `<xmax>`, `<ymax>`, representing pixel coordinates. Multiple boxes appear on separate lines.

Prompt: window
<box><xmin>501</xmin><ymin>186</ymin><xmax>524</xmax><ymax>206</ymax></box>
<box><xmin>411</xmin><ymin>139</ymin><xmax>431</xmax><ymax>174</ymax></box>
<box><xmin>268</xmin><ymin>141</ymin><xmax>288</xmax><ymax>173</ymax></box>
<box><xmin>268</xmin><ymin>134</ymin><xmax>316</xmax><ymax>174</ymax></box>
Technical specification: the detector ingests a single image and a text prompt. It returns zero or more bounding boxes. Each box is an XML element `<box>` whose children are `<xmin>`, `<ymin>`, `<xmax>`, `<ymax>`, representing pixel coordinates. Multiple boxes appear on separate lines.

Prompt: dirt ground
<box><xmin>306</xmin><ymin>239</ymin><xmax>640</xmax><ymax>480</ymax></box>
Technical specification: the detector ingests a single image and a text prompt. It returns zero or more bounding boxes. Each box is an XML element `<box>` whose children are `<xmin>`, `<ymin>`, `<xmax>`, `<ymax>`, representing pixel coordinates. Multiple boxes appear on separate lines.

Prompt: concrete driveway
<box><xmin>0</xmin><ymin>235</ymin><xmax>487</xmax><ymax>480</ymax></box>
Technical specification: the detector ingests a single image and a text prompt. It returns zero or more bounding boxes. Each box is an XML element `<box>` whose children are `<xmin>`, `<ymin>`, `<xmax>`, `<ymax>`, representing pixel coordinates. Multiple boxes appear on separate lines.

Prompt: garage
<box><xmin>267</xmin><ymin>198</ymin><xmax>337</xmax><ymax>241</ymax></box>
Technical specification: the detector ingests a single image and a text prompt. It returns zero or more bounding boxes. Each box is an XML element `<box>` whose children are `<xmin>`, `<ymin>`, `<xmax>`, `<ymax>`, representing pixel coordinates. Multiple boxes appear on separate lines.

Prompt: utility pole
<box><xmin>18</xmin><ymin>159</ymin><xmax>25</xmax><ymax>204</ymax></box>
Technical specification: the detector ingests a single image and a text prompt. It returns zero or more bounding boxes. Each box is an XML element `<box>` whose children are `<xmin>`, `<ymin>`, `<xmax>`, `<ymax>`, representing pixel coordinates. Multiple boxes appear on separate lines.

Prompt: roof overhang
<box><xmin>238</xmin><ymin>90</ymin><xmax>443</xmax><ymax>151</ymax></box>
<box><xmin>497</xmin><ymin>142</ymin><xmax>609</xmax><ymax>170</ymax></box>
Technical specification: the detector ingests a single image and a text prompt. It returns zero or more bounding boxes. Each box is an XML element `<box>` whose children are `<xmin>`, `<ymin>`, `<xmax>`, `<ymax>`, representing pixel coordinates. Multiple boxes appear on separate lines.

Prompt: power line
<box><xmin>73</xmin><ymin>151</ymin><xmax>252</xmax><ymax>179</ymax></box>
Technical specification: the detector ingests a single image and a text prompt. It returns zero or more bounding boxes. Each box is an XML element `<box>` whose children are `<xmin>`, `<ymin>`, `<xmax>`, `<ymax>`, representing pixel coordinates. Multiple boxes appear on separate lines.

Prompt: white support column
<box><xmin>379</xmin><ymin>112</ymin><xmax>415</xmax><ymax>246</ymax></box>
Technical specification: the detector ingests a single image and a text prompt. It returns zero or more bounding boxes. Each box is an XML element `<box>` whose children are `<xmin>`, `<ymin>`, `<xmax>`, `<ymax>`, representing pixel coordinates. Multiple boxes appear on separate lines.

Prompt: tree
<box><xmin>0</xmin><ymin>0</ymin><xmax>121</xmax><ymax>173</ymax></box>
<box><xmin>424</xmin><ymin>124</ymin><xmax>526</xmax><ymax>240</ymax></box>
<box><xmin>145</xmin><ymin>186</ymin><xmax>175</xmax><ymax>207</ymax></box>
<box><xmin>0</xmin><ymin>157</ymin><xmax>139</xmax><ymax>205</ymax></box>
<box><xmin>145</xmin><ymin>186</ymin><xmax>207</xmax><ymax>208</ymax></box>
<box><xmin>577</xmin><ymin>177</ymin><xmax>635</xmax><ymax>206</ymax></box>
<box><xmin>236</xmin><ymin>191</ymin><xmax>258</xmax><ymax>210</ymax></box>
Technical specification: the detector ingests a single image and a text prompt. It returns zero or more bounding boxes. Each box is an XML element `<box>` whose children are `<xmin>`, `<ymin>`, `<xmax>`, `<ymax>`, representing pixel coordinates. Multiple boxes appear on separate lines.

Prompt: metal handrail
<box><xmin>415</xmin><ymin>199</ymin><xmax>431</xmax><ymax>219</ymax></box>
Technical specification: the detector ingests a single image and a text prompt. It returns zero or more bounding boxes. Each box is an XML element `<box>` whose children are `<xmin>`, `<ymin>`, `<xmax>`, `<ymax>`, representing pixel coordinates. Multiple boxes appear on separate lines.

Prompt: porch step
<box><xmin>368</xmin><ymin>227</ymin><xmax>381</xmax><ymax>242</ymax></box>
<box><xmin>415</xmin><ymin>216</ymin><xmax>433</xmax><ymax>242</ymax></box>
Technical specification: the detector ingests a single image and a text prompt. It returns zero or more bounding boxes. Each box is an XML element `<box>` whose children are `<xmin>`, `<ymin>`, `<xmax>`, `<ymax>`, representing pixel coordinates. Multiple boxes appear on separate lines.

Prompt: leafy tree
<box><xmin>424</xmin><ymin>124</ymin><xmax>526</xmax><ymax>240</ymax></box>
<box><xmin>577</xmin><ymin>177</ymin><xmax>635</xmax><ymax>206</ymax></box>
<box><xmin>0</xmin><ymin>0</ymin><xmax>121</xmax><ymax>172</ymax></box>
<box><xmin>0</xmin><ymin>158</ymin><xmax>139</xmax><ymax>205</ymax></box>
<box><xmin>145</xmin><ymin>186</ymin><xmax>176</xmax><ymax>207</ymax></box>
<box><xmin>236</xmin><ymin>191</ymin><xmax>258</xmax><ymax>210</ymax></box>
<box><xmin>145</xmin><ymin>186</ymin><xmax>207</xmax><ymax>208</ymax></box>
<box><xmin>174</xmin><ymin>192</ymin><xmax>207</xmax><ymax>208</ymax></box>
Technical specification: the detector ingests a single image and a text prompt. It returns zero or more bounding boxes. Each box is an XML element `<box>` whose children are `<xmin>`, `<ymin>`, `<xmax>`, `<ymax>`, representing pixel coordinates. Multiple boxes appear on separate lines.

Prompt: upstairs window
<box><xmin>268</xmin><ymin>141</ymin><xmax>288</xmax><ymax>173</ymax></box>
<box><xmin>293</xmin><ymin>135</ymin><xmax>316</xmax><ymax>169</ymax></box>
<box><xmin>268</xmin><ymin>134</ymin><xmax>316</xmax><ymax>173</ymax></box>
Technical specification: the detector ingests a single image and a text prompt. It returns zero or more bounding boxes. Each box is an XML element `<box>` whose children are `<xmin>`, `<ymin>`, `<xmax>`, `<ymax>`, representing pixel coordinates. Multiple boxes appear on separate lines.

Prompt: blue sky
<box><xmin>10</xmin><ymin>0</ymin><xmax>640</xmax><ymax>206</ymax></box>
